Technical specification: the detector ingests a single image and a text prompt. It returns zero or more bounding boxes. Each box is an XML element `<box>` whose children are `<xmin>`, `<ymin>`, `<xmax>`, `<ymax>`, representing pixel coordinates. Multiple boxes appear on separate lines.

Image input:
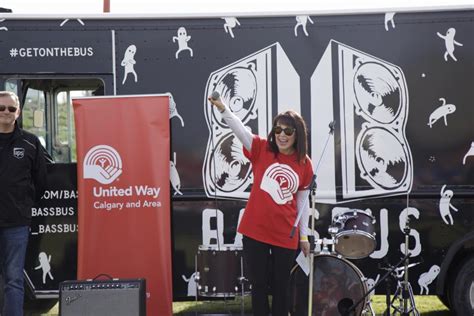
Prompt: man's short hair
<box><xmin>0</xmin><ymin>91</ymin><xmax>20</xmax><ymax>107</ymax></box>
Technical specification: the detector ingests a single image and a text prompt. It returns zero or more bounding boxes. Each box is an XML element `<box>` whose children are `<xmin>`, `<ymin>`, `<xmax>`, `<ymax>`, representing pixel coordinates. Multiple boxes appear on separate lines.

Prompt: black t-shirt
<box><xmin>0</xmin><ymin>132</ymin><xmax>13</xmax><ymax>152</ymax></box>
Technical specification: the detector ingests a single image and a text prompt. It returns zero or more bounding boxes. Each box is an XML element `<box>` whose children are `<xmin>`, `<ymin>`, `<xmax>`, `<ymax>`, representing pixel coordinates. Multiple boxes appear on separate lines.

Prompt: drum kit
<box><xmin>193</xmin><ymin>209</ymin><xmax>380</xmax><ymax>315</ymax></box>
<box><xmin>287</xmin><ymin>201</ymin><xmax>420</xmax><ymax>315</ymax></box>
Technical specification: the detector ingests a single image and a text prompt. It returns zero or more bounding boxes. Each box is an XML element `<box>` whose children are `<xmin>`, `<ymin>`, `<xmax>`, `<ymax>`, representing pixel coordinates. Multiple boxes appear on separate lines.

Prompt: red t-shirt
<box><xmin>238</xmin><ymin>136</ymin><xmax>314</xmax><ymax>249</ymax></box>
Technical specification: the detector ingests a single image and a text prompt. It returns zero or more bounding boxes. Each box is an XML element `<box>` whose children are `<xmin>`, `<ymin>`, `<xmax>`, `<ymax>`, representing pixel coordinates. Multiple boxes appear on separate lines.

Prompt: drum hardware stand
<box><xmin>327</xmin><ymin>226</ymin><xmax>339</xmax><ymax>254</ymax></box>
<box><xmin>389</xmin><ymin>223</ymin><xmax>419</xmax><ymax>316</ymax></box>
<box><xmin>363</xmin><ymin>293</ymin><xmax>376</xmax><ymax>316</ymax></box>
<box><xmin>314</xmin><ymin>237</ymin><xmax>336</xmax><ymax>255</ymax></box>
<box><xmin>382</xmin><ymin>259</ymin><xmax>392</xmax><ymax>316</ymax></box>
<box><xmin>237</xmin><ymin>256</ymin><xmax>248</xmax><ymax>315</ymax></box>
<box><xmin>379</xmin><ymin>261</ymin><xmax>420</xmax><ymax>316</ymax></box>
<box><xmin>338</xmin><ymin>253</ymin><xmax>410</xmax><ymax>316</ymax></box>
<box><xmin>194</xmin><ymin>254</ymin><xmax>199</xmax><ymax>303</ymax></box>
<box><xmin>358</xmin><ymin>279</ymin><xmax>376</xmax><ymax>316</ymax></box>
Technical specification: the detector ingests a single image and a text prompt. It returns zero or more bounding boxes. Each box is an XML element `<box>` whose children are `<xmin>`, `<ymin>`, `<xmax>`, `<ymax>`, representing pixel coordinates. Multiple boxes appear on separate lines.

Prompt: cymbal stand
<box><xmin>390</xmin><ymin>222</ymin><xmax>419</xmax><ymax>316</ymax></box>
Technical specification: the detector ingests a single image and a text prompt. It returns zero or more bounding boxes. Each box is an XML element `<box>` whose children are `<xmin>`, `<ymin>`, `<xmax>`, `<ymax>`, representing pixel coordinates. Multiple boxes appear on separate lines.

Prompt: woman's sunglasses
<box><xmin>273</xmin><ymin>126</ymin><xmax>295</xmax><ymax>136</ymax></box>
<box><xmin>0</xmin><ymin>105</ymin><xmax>18</xmax><ymax>113</ymax></box>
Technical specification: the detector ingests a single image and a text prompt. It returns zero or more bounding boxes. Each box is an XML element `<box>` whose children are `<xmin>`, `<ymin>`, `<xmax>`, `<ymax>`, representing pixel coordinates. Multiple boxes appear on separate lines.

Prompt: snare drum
<box><xmin>288</xmin><ymin>254</ymin><xmax>368</xmax><ymax>316</ymax></box>
<box><xmin>333</xmin><ymin>209</ymin><xmax>376</xmax><ymax>259</ymax></box>
<box><xmin>196</xmin><ymin>245</ymin><xmax>250</xmax><ymax>297</ymax></box>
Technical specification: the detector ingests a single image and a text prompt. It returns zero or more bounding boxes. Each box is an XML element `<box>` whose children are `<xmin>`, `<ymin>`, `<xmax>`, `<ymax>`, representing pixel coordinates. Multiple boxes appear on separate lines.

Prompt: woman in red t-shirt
<box><xmin>209</xmin><ymin>95</ymin><xmax>314</xmax><ymax>316</ymax></box>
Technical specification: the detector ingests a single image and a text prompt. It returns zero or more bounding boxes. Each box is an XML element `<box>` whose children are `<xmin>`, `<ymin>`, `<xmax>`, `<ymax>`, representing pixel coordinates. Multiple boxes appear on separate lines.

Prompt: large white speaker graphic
<box><xmin>203</xmin><ymin>42</ymin><xmax>300</xmax><ymax>199</ymax></box>
<box><xmin>311</xmin><ymin>40</ymin><xmax>413</xmax><ymax>203</ymax></box>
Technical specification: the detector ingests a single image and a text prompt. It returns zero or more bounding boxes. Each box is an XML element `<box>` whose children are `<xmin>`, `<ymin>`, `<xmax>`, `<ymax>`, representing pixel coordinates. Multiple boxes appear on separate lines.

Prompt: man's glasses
<box><xmin>273</xmin><ymin>126</ymin><xmax>295</xmax><ymax>136</ymax></box>
<box><xmin>0</xmin><ymin>105</ymin><xmax>18</xmax><ymax>113</ymax></box>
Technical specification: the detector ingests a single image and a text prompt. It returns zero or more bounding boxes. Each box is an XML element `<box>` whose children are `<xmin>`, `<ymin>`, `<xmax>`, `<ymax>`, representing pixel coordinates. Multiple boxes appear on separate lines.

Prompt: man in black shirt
<box><xmin>0</xmin><ymin>91</ymin><xmax>46</xmax><ymax>316</ymax></box>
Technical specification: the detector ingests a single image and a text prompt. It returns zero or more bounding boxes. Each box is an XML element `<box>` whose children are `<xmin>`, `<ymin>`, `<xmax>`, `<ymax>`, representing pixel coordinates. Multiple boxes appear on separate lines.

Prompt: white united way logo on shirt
<box><xmin>260</xmin><ymin>163</ymin><xmax>299</xmax><ymax>205</ymax></box>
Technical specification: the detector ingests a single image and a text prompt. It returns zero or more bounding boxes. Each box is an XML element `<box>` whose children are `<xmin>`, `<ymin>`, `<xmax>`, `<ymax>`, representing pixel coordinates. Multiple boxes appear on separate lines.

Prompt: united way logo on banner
<box><xmin>83</xmin><ymin>145</ymin><xmax>122</xmax><ymax>184</ymax></box>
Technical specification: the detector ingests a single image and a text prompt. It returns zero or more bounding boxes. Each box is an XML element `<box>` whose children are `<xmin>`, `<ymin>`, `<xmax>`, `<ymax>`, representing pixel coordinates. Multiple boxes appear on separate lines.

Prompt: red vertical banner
<box><xmin>73</xmin><ymin>95</ymin><xmax>172</xmax><ymax>316</ymax></box>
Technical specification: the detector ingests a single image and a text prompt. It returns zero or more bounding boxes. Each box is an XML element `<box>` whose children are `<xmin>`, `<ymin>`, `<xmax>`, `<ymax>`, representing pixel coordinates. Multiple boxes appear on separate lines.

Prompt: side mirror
<box><xmin>33</xmin><ymin>110</ymin><xmax>44</xmax><ymax>128</ymax></box>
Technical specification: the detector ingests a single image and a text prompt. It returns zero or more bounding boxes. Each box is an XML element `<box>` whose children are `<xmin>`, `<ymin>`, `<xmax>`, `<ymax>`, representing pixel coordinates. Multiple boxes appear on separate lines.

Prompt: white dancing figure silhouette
<box><xmin>173</xmin><ymin>27</ymin><xmax>193</xmax><ymax>59</ymax></box>
<box><xmin>437</xmin><ymin>28</ymin><xmax>463</xmax><ymax>61</ymax></box>
<box><xmin>121</xmin><ymin>45</ymin><xmax>138</xmax><ymax>84</ymax></box>
<box><xmin>294</xmin><ymin>15</ymin><xmax>314</xmax><ymax>37</ymax></box>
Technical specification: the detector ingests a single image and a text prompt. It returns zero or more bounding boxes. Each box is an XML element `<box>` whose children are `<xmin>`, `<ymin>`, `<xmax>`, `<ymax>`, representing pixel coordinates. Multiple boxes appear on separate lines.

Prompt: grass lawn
<box><xmin>34</xmin><ymin>295</ymin><xmax>450</xmax><ymax>315</ymax></box>
<box><xmin>173</xmin><ymin>295</ymin><xmax>450</xmax><ymax>315</ymax></box>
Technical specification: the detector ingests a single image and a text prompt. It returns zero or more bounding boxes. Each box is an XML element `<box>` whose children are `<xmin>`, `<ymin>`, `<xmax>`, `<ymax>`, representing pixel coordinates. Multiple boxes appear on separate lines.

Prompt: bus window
<box><xmin>55</xmin><ymin>90</ymin><xmax>95</xmax><ymax>163</ymax></box>
<box><xmin>22</xmin><ymin>88</ymin><xmax>47</xmax><ymax>148</ymax></box>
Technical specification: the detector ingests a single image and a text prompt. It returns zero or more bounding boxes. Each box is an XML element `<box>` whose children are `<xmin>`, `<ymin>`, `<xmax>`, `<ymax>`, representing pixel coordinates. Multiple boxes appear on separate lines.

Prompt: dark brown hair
<box><xmin>267</xmin><ymin>110</ymin><xmax>309</xmax><ymax>163</ymax></box>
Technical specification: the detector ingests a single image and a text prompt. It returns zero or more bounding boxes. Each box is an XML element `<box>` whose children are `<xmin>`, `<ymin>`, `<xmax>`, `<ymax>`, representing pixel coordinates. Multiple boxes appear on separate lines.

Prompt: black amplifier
<box><xmin>59</xmin><ymin>278</ymin><xmax>146</xmax><ymax>316</ymax></box>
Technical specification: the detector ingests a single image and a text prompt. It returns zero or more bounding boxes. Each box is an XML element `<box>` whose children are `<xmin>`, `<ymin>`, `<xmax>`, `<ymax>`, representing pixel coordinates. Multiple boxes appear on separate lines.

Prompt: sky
<box><xmin>0</xmin><ymin>0</ymin><xmax>472</xmax><ymax>15</ymax></box>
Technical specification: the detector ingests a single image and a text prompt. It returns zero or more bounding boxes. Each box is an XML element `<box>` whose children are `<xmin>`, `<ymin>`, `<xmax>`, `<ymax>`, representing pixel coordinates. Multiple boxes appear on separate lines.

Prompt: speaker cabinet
<box><xmin>203</xmin><ymin>42</ymin><xmax>300</xmax><ymax>200</ymax></box>
<box><xmin>59</xmin><ymin>279</ymin><xmax>146</xmax><ymax>316</ymax></box>
<box><xmin>311</xmin><ymin>40</ymin><xmax>413</xmax><ymax>203</ymax></box>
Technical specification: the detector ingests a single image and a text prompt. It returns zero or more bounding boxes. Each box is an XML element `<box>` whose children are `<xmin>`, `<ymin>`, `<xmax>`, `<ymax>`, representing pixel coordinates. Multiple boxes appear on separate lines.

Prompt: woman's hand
<box><xmin>208</xmin><ymin>95</ymin><xmax>226</xmax><ymax>113</ymax></box>
<box><xmin>300</xmin><ymin>240</ymin><xmax>310</xmax><ymax>257</ymax></box>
